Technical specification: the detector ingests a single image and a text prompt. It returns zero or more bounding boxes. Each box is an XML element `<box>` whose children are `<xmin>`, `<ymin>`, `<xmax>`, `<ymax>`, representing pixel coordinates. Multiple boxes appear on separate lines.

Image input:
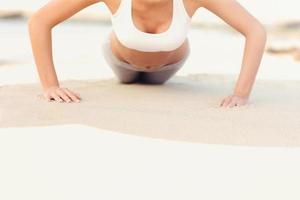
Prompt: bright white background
<box><xmin>0</xmin><ymin>0</ymin><xmax>299</xmax><ymax>24</ymax></box>
<box><xmin>1</xmin><ymin>125</ymin><xmax>300</xmax><ymax>200</ymax></box>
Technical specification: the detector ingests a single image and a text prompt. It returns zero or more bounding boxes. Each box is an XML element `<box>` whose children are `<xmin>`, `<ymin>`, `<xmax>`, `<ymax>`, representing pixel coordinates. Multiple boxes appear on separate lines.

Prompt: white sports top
<box><xmin>110</xmin><ymin>0</ymin><xmax>192</xmax><ymax>52</ymax></box>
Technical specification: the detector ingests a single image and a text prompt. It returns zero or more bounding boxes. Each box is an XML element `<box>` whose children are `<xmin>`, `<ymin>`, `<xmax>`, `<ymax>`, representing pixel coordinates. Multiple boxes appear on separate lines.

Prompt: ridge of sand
<box><xmin>1</xmin><ymin>74</ymin><xmax>300</xmax><ymax>147</ymax></box>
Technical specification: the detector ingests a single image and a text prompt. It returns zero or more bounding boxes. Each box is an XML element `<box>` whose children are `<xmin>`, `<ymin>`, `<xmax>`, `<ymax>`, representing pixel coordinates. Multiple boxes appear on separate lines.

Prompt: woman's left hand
<box><xmin>219</xmin><ymin>94</ymin><xmax>249</xmax><ymax>108</ymax></box>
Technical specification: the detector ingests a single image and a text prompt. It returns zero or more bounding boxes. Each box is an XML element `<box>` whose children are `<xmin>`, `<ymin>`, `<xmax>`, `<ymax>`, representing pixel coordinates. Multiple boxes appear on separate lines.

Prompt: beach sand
<box><xmin>1</xmin><ymin>74</ymin><xmax>300</xmax><ymax>147</ymax></box>
<box><xmin>1</xmin><ymin>7</ymin><xmax>300</xmax><ymax>199</ymax></box>
<box><xmin>0</xmin><ymin>16</ymin><xmax>300</xmax><ymax>147</ymax></box>
<box><xmin>1</xmin><ymin>124</ymin><xmax>300</xmax><ymax>200</ymax></box>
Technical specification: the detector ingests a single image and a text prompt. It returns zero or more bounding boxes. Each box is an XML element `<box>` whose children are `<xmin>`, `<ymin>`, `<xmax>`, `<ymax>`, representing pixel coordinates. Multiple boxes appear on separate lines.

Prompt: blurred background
<box><xmin>0</xmin><ymin>0</ymin><xmax>299</xmax><ymax>85</ymax></box>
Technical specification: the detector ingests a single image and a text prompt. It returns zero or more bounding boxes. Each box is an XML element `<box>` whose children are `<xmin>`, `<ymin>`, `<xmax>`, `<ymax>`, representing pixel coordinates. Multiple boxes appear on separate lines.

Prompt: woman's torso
<box><xmin>103</xmin><ymin>0</ymin><xmax>199</xmax><ymax>70</ymax></box>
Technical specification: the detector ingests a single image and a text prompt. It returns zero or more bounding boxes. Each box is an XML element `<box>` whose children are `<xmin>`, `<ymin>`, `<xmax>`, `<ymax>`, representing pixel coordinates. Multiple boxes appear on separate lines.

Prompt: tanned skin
<box><xmin>28</xmin><ymin>0</ymin><xmax>266</xmax><ymax>107</ymax></box>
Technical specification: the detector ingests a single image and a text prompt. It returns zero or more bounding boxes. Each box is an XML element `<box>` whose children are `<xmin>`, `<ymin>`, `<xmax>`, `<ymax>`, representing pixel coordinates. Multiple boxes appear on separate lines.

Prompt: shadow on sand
<box><xmin>1</xmin><ymin>74</ymin><xmax>300</xmax><ymax>147</ymax></box>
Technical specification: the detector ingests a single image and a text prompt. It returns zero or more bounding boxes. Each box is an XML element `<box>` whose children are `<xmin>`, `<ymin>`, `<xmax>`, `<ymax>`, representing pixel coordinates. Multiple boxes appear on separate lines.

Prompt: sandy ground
<box><xmin>0</xmin><ymin>18</ymin><xmax>300</xmax><ymax>147</ymax></box>
<box><xmin>1</xmin><ymin>74</ymin><xmax>300</xmax><ymax>147</ymax></box>
<box><xmin>1</xmin><ymin>10</ymin><xmax>300</xmax><ymax>200</ymax></box>
<box><xmin>1</xmin><ymin>125</ymin><xmax>300</xmax><ymax>200</ymax></box>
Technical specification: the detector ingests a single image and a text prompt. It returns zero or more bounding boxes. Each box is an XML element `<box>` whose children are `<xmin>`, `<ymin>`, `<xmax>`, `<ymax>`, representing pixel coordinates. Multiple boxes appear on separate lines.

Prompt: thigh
<box><xmin>101</xmin><ymin>32</ymin><xmax>141</xmax><ymax>84</ymax></box>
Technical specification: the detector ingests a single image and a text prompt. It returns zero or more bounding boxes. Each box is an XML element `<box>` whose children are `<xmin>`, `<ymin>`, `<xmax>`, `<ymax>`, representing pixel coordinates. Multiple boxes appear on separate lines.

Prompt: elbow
<box><xmin>27</xmin><ymin>12</ymin><xmax>52</xmax><ymax>31</ymax></box>
<box><xmin>254</xmin><ymin>23</ymin><xmax>267</xmax><ymax>41</ymax></box>
<box><xmin>245</xmin><ymin>22</ymin><xmax>267</xmax><ymax>43</ymax></box>
<box><xmin>27</xmin><ymin>15</ymin><xmax>35</xmax><ymax>31</ymax></box>
<box><xmin>28</xmin><ymin>13</ymin><xmax>41</xmax><ymax>31</ymax></box>
<box><xmin>28</xmin><ymin>13</ymin><xmax>42</xmax><ymax>28</ymax></box>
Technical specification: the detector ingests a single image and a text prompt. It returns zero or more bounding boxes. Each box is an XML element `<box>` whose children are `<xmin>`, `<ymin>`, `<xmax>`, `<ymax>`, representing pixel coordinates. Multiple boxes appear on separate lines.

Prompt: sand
<box><xmin>1</xmin><ymin>15</ymin><xmax>300</xmax><ymax>146</ymax></box>
<box><xmin>1</xmin><ymin>74</ymin><xmax>300</xmax><ymax>147</ymax></box>
<box><xmin>1</xmin><ymin>9</ymin><xmax>300</xmax><ymax>199</ymax></box>
<box><xmin>0</xmin><ymin>125</ymin><xmax>300</xmax><ymax>200</ymax></box>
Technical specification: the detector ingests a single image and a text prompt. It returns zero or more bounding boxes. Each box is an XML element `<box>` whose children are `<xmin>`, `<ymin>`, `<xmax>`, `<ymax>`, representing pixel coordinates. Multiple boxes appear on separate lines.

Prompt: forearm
<box><xmin>234</xmin><ymin>25</ymin><xmax>267</xmax><ymax>98</ymax></box>
<box><xmin>27</xmin><ymin>0</ymin><xmax>101</xmax><ymax>91</ymax></box>
<box><xmin>28</xmin><ymin>17</ymin><xmax>59</xmax><ymax>91</ymax></box>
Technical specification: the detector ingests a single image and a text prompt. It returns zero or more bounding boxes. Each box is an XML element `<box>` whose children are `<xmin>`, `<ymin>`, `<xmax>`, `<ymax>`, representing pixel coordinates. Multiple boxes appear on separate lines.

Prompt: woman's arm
<box><xmin>28</xmin><ymin>0</ymin><xmax>101</xmax><ymax>103</ymax></box>
<box><xmin>197</xmin><ymin>0</ymin><xmax>267</xmax><ymax>107</ymax></box>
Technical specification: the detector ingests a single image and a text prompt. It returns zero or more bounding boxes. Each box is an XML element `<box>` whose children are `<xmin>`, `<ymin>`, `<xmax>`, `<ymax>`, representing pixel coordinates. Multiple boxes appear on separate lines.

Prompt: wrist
<box><xmin>43</xmin><ymin>84</ymin><xmax>59</xmax><ymax>92</ymax></box>
<box><xmin>233</xmin><ymin>91</ymin><xmax>250</xmax><ymax>99</ymax></box>
<box><xmin>234</xmin><ymin>84</ymin><xmax>252</xmax><ymax>99</ymax></box>
<box><xmin>40</xmin><ymin>76</ymin><xmax>60</xmax><ymax>92</ymax></box>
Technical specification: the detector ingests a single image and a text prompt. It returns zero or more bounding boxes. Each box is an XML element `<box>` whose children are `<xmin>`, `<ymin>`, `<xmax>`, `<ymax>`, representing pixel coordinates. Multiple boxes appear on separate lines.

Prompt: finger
<box><xmin>219</xmin><ymin>96</ymin><xmax>230</xmax><ymax>107</ymax></box>
<box><xmin>43</xmin><ymin>93</ymin><xmax>52</xmax><ymax>102</ymax></box>
<box><xmin>63</xmin><ymin>88</ymin><xmax>81</xmax><ymax>99</ymax></box>
<box><xmin>62</xmin><ymin>88</ymin><xmax>81</xmax><ymax>100</ymax></box>
<box><xmin>237</xmin><ymin>101</ymin><xmax>247</xmax><ymax>107</ymax></box>
<box><xmin>228</xmin><ymin>101</ymin><xmax>237</xmax><ymax>108</ymax></box>
<box><xmin>74</xmin><ymin>92</ymin><xmax>81</xmax><ymax>100</ymax></box>
<box><xmin>219</xmin><ymin>99</ymin><xmax>226</xmax><ymax>107</ymax></box>
<box><xmin>50</xmin><ymin>92</ymin><xmax>63</xmax><ymax>103</ymax></box>
<box><xmin>56</xmin><ymin>89</ymin><xmax>72</xmax><ymax>103</ymax></box>
<box><xmin>73</xmin><ymin>91</ymin><xmax>81</xmax><ymax>99</ymax></box>
<box><xmin>221</xmin><ymin>98</ymin><xmax>231</xmax><ymax>108</ymax></box>
<box><xmin>64</xmin><ymin>88</ymin><xmax>81</xmax><ymax>101</ymax></box>
<box><xmin>235</xmin><ymin>101</ymin><xmax>243</xmax><ymax>107</ymax></box>
<box><xmin>63</xmin><ymin>88</ymin><xmax>80</xmax><ymax>102</ymax></box>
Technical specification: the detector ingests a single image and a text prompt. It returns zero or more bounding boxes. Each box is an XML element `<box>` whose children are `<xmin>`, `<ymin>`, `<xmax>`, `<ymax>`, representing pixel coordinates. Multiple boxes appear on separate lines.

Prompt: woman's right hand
<box><xmin>28</xmin><ymin>0</ymin><xmax>101</xmax><ymax>103</ymax></box>
<box><xmin>43</xmin><ymin>86</ymin><xmax>81</xmax><ymax>103</ymax></box>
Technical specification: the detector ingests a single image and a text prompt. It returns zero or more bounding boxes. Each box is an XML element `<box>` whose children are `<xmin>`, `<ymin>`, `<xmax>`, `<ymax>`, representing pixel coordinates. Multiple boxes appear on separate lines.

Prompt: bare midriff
<box><xmin>109</xmin><ymin>31</ymin><xmax>190</xmax><ymax>70</ymax></box>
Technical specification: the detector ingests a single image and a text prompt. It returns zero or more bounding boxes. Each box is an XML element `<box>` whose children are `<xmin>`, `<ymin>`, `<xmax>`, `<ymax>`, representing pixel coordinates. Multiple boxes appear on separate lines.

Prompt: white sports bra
<box><xmin>110</xmin><ymin>0</ymin><xmax>192</xmax><ymax>52</ymax></box>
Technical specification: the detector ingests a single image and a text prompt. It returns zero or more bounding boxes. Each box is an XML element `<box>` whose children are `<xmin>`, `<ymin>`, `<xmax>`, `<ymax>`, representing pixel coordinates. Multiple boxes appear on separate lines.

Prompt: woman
<box><xmin>28</xmin><ymin>0</ymin><xmax>267</xmax><ymax>108</ymax></box>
